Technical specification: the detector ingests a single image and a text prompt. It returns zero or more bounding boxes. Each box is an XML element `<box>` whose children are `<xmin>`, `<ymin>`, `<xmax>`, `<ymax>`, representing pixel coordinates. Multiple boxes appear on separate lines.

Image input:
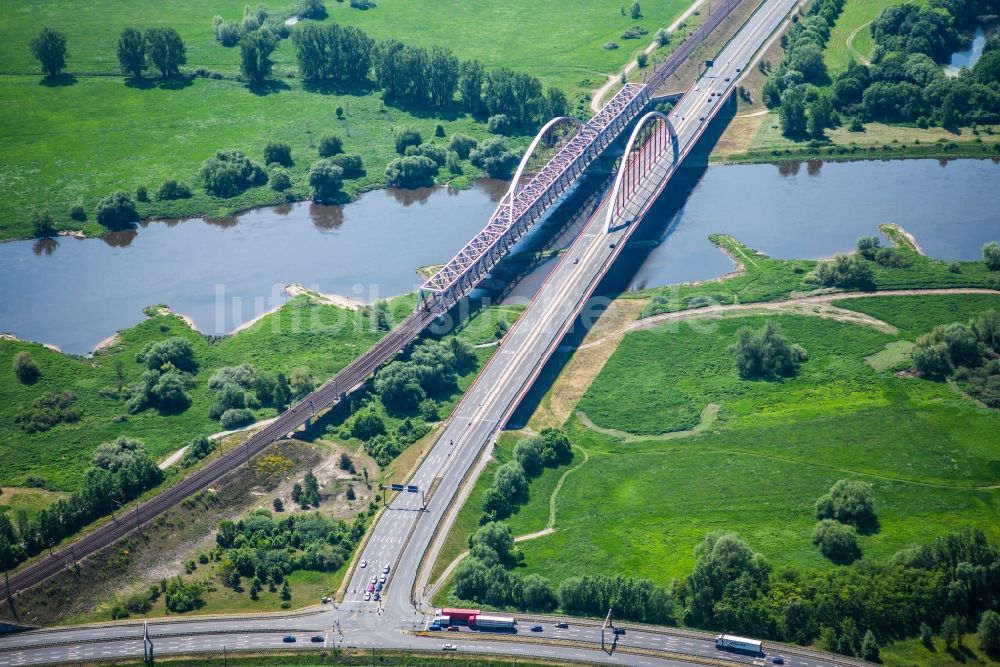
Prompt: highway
<box><xmin>0</xmin><ymin>1</ymin><xmax>850</xmax><ymax>666</ymax></box>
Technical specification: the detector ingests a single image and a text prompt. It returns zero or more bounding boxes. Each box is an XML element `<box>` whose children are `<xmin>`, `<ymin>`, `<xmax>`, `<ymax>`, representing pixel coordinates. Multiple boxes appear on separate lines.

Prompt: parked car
<box><xmin>442</xmin><ymin>644</ymin><xmax>458</xmax><ymax>651</ymax></box>
<box><xmin>531</xmin><ymin>625</ymin><xmax>543</xmax><ymax>632</ymax></box>
<box><xmin>282</xmin><ymin>636</ymin><xmax>296</xmax><ymax>643</ymax></box>
<box><xmin>363</xmin><ymin>592</ymin><xmax>371</xmax><ymax>601</ymax></box>
<box><xmin>310</xmin><ymin>636</ymin><xmax>324</xmax><ymax>643</ymax></box>
<box><xmin>321</xmin><ymin>596</ymin><xmax>331</xmax><ymax>604</ymax></box>
<box><xmin>373</xmin><ymin>592</ymin><xmax>381</xmax><ymax>601</ymax></box>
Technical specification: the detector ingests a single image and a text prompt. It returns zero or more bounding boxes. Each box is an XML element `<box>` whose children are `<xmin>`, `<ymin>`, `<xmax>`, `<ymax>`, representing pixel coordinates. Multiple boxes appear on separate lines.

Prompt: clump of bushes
<box><xmin>70</xmin><ymin>205</ymin><xmax>87</xmax><ymax>221</ymax></box>
<box><xmin>270</xmin><ymin>168</ymin><xmax>291</xmax><ymax>191</ymax></box>
<box><xmin>481</xmin><ymin>428</ymin><xmax>572</xmax><ymax>523</ymax></box>
<box><xmin>394</xmin><ymin>127</ymin><xmax>422</xmax><ymax>154</ymax></box>
<box><xmin>96</xmin><ymin>191</ymin><xmax>139</xmax><ymax>229</ymax></box>
<box><xmin>620</xmin><ymin>25</ymin><xmax>648</xmax><ymax>39</ymax></box>
<box><xmin>263</xmin><ymin>140</ymin><xmax>293</xmax><ymax>166</ymax></box>
<box><xmin>308</xmin><ymin>159</ymin><xmax>345</xmax><ymax>199</ymax></box>
<box><xmin>816</xmin><ymin>479</ymin><xmax>877</xmax><ymax>530</ymax></box>
<box><xmin>156</xmin><ymin>179</ymin><xmax>192</xmax><ymax>200</ymax></box>
<box><xmin>200</xmin><ymin>149</ymin><xmax>267</xmax><ymax>197</ymax></box>
<box><xmin>809</xmin><ymin>254</ymin><xmax>875</xmax><ymax>290</ymax></box>
<box><xmin>729</xmin><ymin>321</ymin><xmax>808</xmax><ymax>379</ymax></box>
<box><xmin>384</xmin><ymin>156</ymin><xmax>437</xmax><ymax>188</ymax></box>
<box><xmin>448</xmin><ymin>133</ymin><xmax>478</xmax><ymax>159</ymax></box>
<box><xmin>470</xmin><ymin>138</ymin><xmax>519</xmax><ymax>178</ymax></box>
<box><xmin>219</xmin><ymin>408</ymin><xmax>255</xmax><ymax>429</ymax></box>
<box><xmin>15</xmin><ymin>391</ymin><xmax>81</xmax><ymax>433</ymax></box>
<box><xmin>325</xmin><ymin>153</ymin><xmax>364</xmax><ymax>178</ymax></box>
<box><xmin>813</xmin><ymin>519</ymin><xmax>861</xmax><ymax>564</ymax></box>
<box><xmin>486</xmin><ymin>114</ymin><xmax>513</xmax><ymax>135</ymax></box>
<box><xmin>317</xmin><ymin>133</ymin><xmax>344</xmax><ymax>158</ymax></box>
<box><xmin>135</xmin><ymin>337</ymin><xmax>198</xmax><ymax>373</ymax></box>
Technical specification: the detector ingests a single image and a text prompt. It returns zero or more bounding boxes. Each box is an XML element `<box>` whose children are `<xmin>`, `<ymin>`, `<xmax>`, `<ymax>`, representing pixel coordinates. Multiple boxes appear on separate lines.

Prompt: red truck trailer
<box><xmin>441</xmin><ymin>608</ymin><xmax>480</xmax><ymax>624</ymax></box>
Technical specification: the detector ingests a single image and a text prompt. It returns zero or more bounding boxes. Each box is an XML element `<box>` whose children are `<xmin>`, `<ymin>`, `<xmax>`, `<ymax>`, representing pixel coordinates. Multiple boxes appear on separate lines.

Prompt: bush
<box><xmin>448</xmin><ymin>133</ymin><xmax>478</xmax><ymax>159</ymax></box>
<box><xmin>156</xmin><ymin>179</ymin><xmax>192</xmax><ymax>200</ymax></box>
<box><xmin>815</xmin><ymin>479</ymin><xmax>877</xmax><ymax>530</ymax></box>
<box><xmin>219</xmin><ymin>408</ymin><xmax>255</xmax><ymax>429</ymax></box>
<box><xmin>810</xmin><ymin>254</ymin><xmax>875</xmax><ymax>289</ymax></box>
<box><xmin>15</xmin><ymin>391</ymin><xmax>81</xmax><ymax>433</ymax></box>
<box><xmin>874</xmin><ymin>246</ymin><xmax>913</xmax><ymax>268</ymax></box>
<box><xmin>486</xmin><ymin>114</ymin><xmax>513</xmax><ymax>135</ymax></box>
<box><xmin>318</xmin><ymin>133</ymin><xmax>344</xmax><ymax>158</ymax></box>
<box><xmin>415</xmin><ymin>144</ymin><xmax>447</xmax><ymax>166</ymax></box>
<box><xmin>435</xmin><ymin>124</ymin><xmax>446</xmax><ymax>138</ymax></box>
<box><xmin>984</xmin><ymin>241</ymin><xmax>1000</xmax><ymax>270</ymax></box>
<box><xmin>136</xmin><ymin>185</ymin><xmax>149</xmax><ymax>202</ymax></box>
<box><xmin>96</xmin><ymin>191</ymin><xmax>139</xmax><ymax>229</ymax></box>
<box><xmin>181</xmin><ymin>435</ymin><xmax>217</xmax><ymax>467</ymax></box>
<box><xmin>308</xmin><ymin>159</ymin><xmax>345</xmax><ymax>200</ymax></box>
<box><xmin>135</xmin><ymin>337</ymin><xmax>198</xmax><ymax>373</ymax></box>
<box><xmin>446</xmin><ymin>150</ymin><xmax>461</xmax><ymax>174</ymax></box>
<box><xmin>636</xmin><ymin>52</ymin><xmax>648</xmax><ymax>68</ymax></box>
<box><xmin>338</xmin><ymin>452</ymin><xmax>355</xmax><ymax>472</ymax></box>
<box><xmin>326</xmin><ymin>154</ymin><xmax>364</xmax><ymax>178</ymax></box>
<box><xmin>263</xmin><ymin>140</ymin><xmax>293</xmax><ymax>166</ymax></box>
<box><xmin>200</xmin><ymin>150</ymin><xmax>267</xmax><ymax>197</ymax></box>
<box><xmin>729</xmin><ymin>321</ymin><xmax>808</xmax><ymax>379</ymax></box>
<box><xmin>270</xmin><ymin>168</ymin><xmax>291</xmax><ymax>191</ymax></box>
<box><xmin>395</xmin><ymin>128</ymin><xmax>423</xmax><ymax>155</ymax></box>
<box><xmin>856</xmin><ymin>235</ymin><xmax>880</xmax><ymax>260</ymax></box>
<box><xmin>69</xmin><ymin>205</ymin><xmax>86</xmax><ymax>221</ymax></box>
<box><xmin>602</xmin><ymin>41</ymin><xmax>619</xmax><ymax>50</ymax></box>
<box><xmin>298</xmin><ymin>0</ymin><xmax>327</xmax><ymax>19</ymax></box>
<box><xmin>12</xmin><ymin>351</ymin><xmax>40</xmax><ymax>384</ymax></box>
<box><xmin>351</xmin><ymin>410</ymin><xmax>386</xmax><ymax>440</ymax></box>
<box><xmin>384</xmin><ymin>156</ymin><xmax>438</xmax><ymax>188</ymax></box>
<box><xmin>470</xmin><ymin>138</ymin><xmax>520</xmax><ymax>178</ymax></box>
<box><xmin>621</xmin><ymin>25</ymin><xmax>648</xmax><ymax>39</ymax></box>
<box><xmin>812</xmin><ymin>519</ymin><xmax>861</xmax><ymax>563</ymax></box>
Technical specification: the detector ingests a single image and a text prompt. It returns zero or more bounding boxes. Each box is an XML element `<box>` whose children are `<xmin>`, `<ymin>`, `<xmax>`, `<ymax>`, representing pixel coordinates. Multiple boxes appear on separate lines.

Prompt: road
<box><xmin>0</xmin><ymin>1</ymin><xmax>846</xmax><ymax>666</ymax></box>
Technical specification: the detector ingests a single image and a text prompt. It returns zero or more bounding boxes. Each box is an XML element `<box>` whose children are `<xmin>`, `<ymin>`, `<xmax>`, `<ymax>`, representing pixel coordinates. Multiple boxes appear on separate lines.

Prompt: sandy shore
<box><xmin>284</xmin><ymin>283</ymin><xmax>364</xmax><ymax>310</ymax></box>
<box><xmin>1</xmin><ymin>332</ymin><xmax>62</xmax><ymax>353</ymax></box>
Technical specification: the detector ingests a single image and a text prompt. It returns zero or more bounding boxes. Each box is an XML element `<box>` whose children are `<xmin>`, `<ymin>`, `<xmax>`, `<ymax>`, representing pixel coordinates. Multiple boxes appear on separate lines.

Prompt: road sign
<box><xmin>407</xmin><ymin>485</ymin><xmax>419</xmax><ymax>493</ymax></box>
<box><xmin>390</xmin><ymin>483</ymin><xmax>405</xmax><ymax>491</ymax></box>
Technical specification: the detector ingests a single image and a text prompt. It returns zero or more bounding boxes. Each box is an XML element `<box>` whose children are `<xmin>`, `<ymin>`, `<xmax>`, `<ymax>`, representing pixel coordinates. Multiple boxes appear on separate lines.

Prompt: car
<box><xmin>321</xmin><ymin>596</ymin><xmax>331</xmax><ymax>604</ymax></box>
<box><xmin>447</xmin><ymin>626</ymin><xmax>459</xmax><ymax>632</ymax></box>
<box><xmin>694</xmin><ymin>86</ymin><xmax>700</xmax><ymax>91</ymax></box>
<box><xmin>699</xmin><ymin>116</ymin><xmax>706</xmax><ymax>121</ymax></box>
<box><xmin>736</xmin><ymin>66</ymin><xmax>742</xmax><ymax>72</ymax></box>
<box><xmin>383</xmin><ymin>564</ymin><xmax>390</xmax><ymax>574</ymax></box>
<box><xmin>373</xmin><ymin>592</ymin><xmax>381</xmax><ymax>601</ymax></box>
<box><xmin>442</xmin><ymin>644</ymin><xmax>458</xmax><ymax>651</ymax></box>
<box><xmin>428</xmin><ymin>624</ymin><xmax>443</xmax><ymax>631</ymax></box>
<box><xmin>613</xmin><ymin>627</ymin><xmax>626</xmax><ymax>635</ymax></box>
<box><xmin>772</xmin><ymin>658</ymin><xmax>784</xmax><ymax>665</ymax></box>
<box><xmin>555</xmin><ymin>622</ymin><xmax>569</xmax><ymax>629</ymax></box>
<box><xmin>363</xmin><ymin>591</ymin><xmax>371</xmax><ymax>601</ymax></box>
<box><xmin>531</xmin><ymin>625</ymin><xmax>543</xmax><ymax>632</ymax></box>
<box><xmin>572</xmin><ymin>257</ymin><xmax>579</xmax><ymax>264</ymax></box>
<box><xmin>360</xmin><ymin>559</ymin><xmax>367</xmax><ymax>568</ymax></box>
<box><xmin>378</xmin><ymin>574</ymin><xmax>387</xmax><ymax>583</ymax></box>
<box><xmin>724</xmin><ymin>76</ymin><xmax>731</xmax><ymax>81</ymax></box>
<box><xmin>282</xmin><ymin>636</ymin><xmax>296</xmax><ymax>643</ymax></box>
<box><xmin>375</xmin><ymin>582</ymin><xmax>383</xmax><ymax>592</ymax></box>
<box><xmin>311</xmin><ymin>636</ymin><xmax>324</xmax><ymax>643</ymax></box>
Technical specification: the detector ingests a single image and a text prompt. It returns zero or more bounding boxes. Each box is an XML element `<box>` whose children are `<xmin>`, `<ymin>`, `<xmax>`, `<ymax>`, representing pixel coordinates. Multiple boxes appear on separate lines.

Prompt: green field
<box><xmin>823</xmin><ymin>0</ymin><xmax>926</xmax><ymax>74</ymax></box>
<box><xmin>0</xmin><ymin>0</ymin><xmax>693</xmax><ymax>239</ymax></box>
<box><xmin>449</xmin><ymin>293</ymin><xmax>1000</xmax><ymax>589</ymax></box>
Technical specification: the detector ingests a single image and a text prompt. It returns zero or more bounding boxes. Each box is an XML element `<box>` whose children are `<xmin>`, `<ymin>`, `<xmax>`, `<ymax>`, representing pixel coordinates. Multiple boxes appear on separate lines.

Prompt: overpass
<box><xmin>0</xmin><ymin>1</ymin><xmax>830</xmax><ymax>666</ymax></box>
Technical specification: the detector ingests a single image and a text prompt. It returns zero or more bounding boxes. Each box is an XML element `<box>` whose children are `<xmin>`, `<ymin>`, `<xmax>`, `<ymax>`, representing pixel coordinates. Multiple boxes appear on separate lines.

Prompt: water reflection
<box><xmin>102</xmin><ymin>227</ymin><xmax>138</xmax><ymax>248</ymax></box>
<box><xmin>310</xmin><ymin>203</ymin><xmax>345</xmax><ymax>230</ymax></box>
<box><xmin>32</xmin><ymin>238</ymin><xmax>58</xmax><ymax>256</ymax></box>
<box><xmin>777</xmin><ymin>161</ymin><xmax>800</xmax><ymax>177</ymax></box>
<box><xmin>389</xmin><ymin>186</ymin><xmax>434</xmax><ymax>206</ymax></box>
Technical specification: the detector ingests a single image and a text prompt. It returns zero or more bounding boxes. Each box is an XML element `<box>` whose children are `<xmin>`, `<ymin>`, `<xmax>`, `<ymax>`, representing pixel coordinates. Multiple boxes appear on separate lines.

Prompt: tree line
<box><xmin>912</xmin><ymin>307</ymin><xmax>1000</xmax><ymax>407</ymax></box>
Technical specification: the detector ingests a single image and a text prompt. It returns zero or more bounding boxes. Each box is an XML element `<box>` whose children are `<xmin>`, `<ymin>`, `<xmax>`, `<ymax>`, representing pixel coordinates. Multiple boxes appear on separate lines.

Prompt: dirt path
<box><xmin>590</xmin><ymin>0</ymin><xmax>709</xmax><ymax>112</ymax></box>
<box><xmin>579</xmin><ymin>288</ymin><xmax>999</xmax><ymax>351</ymax></box>
<box><xmin>577</xmin><ymin>404</ymin><xmax>720</xmax><ymax>443</ymax></box>
<box><xmin>846</xmin><ymin>21</ymin><xmax>874</xmax><ymax>65</ymax></box>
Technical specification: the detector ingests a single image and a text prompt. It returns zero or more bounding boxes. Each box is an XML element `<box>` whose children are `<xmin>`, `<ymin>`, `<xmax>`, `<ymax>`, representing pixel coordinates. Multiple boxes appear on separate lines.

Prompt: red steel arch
<box><xmin>604</xmin><ymin>111</ymin><xmax>678</xmax><ymax>233</ymax></box>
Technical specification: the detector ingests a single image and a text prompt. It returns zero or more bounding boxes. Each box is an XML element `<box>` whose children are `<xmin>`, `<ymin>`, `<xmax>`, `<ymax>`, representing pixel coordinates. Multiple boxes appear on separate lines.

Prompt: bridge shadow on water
<box><xmin>506</xmin><ymin>95</ymin><xmax>737</xmax><ymax>429</ymax></box>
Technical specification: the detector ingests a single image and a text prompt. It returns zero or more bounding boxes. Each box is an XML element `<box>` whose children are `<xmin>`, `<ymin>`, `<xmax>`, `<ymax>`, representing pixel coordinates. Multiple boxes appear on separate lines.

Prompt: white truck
<box><xmin>472</xmin><ymin>614</ymin><xmax>517</xmax><ymax>630</ymax></box>
<box><xmin>715</xmin><ymin>634</ymin><xmax>763</xmax><ymax>654</ymax></box>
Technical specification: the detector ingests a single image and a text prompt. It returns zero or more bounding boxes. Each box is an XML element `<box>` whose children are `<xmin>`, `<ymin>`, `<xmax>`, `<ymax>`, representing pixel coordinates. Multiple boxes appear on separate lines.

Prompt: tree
<box><xmin>30</xmin><ymin>27</ymin><xmax>68</xmax><ymax>78</ymax></box>
<box><xmin>458</xmin><ymin>59</ymin><xmax>485</xmax><ymax>113</ymax></box>
<box><xmin>811</xmin><ymin>253</ymin><xmax>875</xmax><ymax>289</ymax></box>
<box><xmin>156</xmin><ymin>180</ymin><xmax>192</xmax><ymax>200</ymax></box>
<box><xmin>428</xmin><ymin>46</ymin><xmax>459</xmax><ymax>108</ymax></box>
<box><xmin>384</xmin><ymin>156</ymin><xmax>438</xmax><ymax>188</ymax></box>
<box><xmin>729</xmin><ymin>321</ymin><xmax>808</xmax><ymax>379</ymax></box>
<box><xmin>856</xmin><ymin>235</ymin><xmax>881</xmax><ymax>259</ymax></box>
<box><xmin>95</xmin><ymin>191</ymin><xmax>139</xmax><ymax>229</ymax></box>
<box><xmin>812</xmin><ymin>519</ymin><xmax>861</xmax><ymax>564</ymax></box>
<box><xmin>12</xmin><ymin>351</ymin><xmax>40</xmax><ymax>384</ymax></box>
<box><xmin>779</xmin><ymin>85</ymin><xmax>808</xmax><ymax>136</ymax></box>
<box><xmin>338</xmin><ymin>452</ymin><xmax>355</xmax><ymax>472</ymax></box>
<box><xmin>470</xmin><ymin>138</ymin><xmax>519</xmax><ymax>178</ymax></box>
<box><xmin>920</xmin><ymin>622</ymin><xmax>933</xmax><ymax>648</ymax></box>
<box><xmin>979</xmin><ymin>610</ymin><xmax>1000</xmax><ymax>655</ymax></box>
<box><xmin>807</xmin><ymin>93</ymin><xmax>833</xmax><ymax>138</ymax></box>
<box><xmin>351</xmin><ymin>410</ymin><xmax>385</xmax><ymax>440</ymax></box>
<box><xmin>943</xmin><ymin>614</ymin><xmax>964</xmax><ymax>649</ymax></box>
<box><xmin>469</xmin><ymin>521</ymin><xmax>516</xmax><ymax>565</ymax></box>
<box><xmin>289</xmin><ymin>367</ymin><xmax>314</xmax><ymax>399</ymax></box>
<box><xmin>144</xmin><ymin>27</ymin><xmax>186</xmax><ymax>78</ymax></box>
<box><xmin>513</xmin><ymin>439</ymin><xmax>543</xmax><ymax>476</ymax></box>
<box><xmin>32</xmin><ymin>211</ymin><xmax>57</xmax><ymax>238</ymax></box>
<box><xmin>201</xmin><ymin>149</ymin><xmax>266</xmax><ymax>197</ymax></box>
<box><xmin>522</xmin><ymin>573</ymin><xmax>558</xmax><ymax>611</ymax></box>
<box><xmin>299</xmin><ymin>0</ymin><xmax>327</xmax><ymax>19</ymax></box>
<box><xmin>117</xmin><ymin>27</ymin><xmax>145</xmax><ymax>79</ymax></box>
<box><xmin>984</xmin><ymin>242</ymin><xmax>1000</xmax><ymax>271</ymax></box>
<box><xmin>239</xmin><ymin>29</ymin><xmax>278</xmax><ymax>85</ymax></box>
<box><xmin>631</xmin><ymin>1</ymin><xmax>642</xmax><ymax>19</ymax></box>
<box><xmin>394</xmin><ymin>128</ymin><xmax>422</xmax><ymax>155</ymax></box>
<box><xmin>375</xmin><ymin>361</ymin><xmax>425</xmax><ymax>411</ymax></box>
<box><xmin>815</xmin><ymin>479</ymin><xmax>877</xmax><ymax>530</ymax></box>
<box><xmin>136</xmin><ymin>337</ymin><xmax>197</xmax><ymax>372</ymax></box>
<box><xmin>318</xmin><ymin>133</ymin><xmax>344</xmax><ymax>158</ymax></box>
<box><xmin>655</xmin><ymin>28</ymin><xmax>670</xmax><ymax>47</ymax></box>
<box><xmin>291</xmin><ymin>483</ymin><xmax>303</xmax><ymax>504</ymax></box>
<box><xmin>264</xmin><ymin>141</ymin><xmax>292</xmax><ymax>166</ymax></box>
<box><xmin>308</xmin><ymin>159</ymin><xmax>344</xmax><ymax>199</ymax></box>
<box><xmin>687</xmin><ymin>531</ymin><xmax>771</xmax><ymax>627</ymax></box>
<box><xmin>303</xmin><ymin>470</ymin><xmax>320</xmax><ymax>506</ymax></box>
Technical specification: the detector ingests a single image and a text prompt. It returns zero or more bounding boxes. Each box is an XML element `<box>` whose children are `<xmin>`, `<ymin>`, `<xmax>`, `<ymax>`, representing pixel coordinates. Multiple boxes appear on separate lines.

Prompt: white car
<box><xmin>379</xmin><ymin>574</ymin><xmax>387</xmax><ymax>583</ymax></box>
<box><xmin>442</xmin><ymin>644</ymin><xmax>458</xmax><ymax>651</ymax></box>
<box><xmin>360</xmin><ymin>560</ymin><xmax>367</xmax><ymax>568</ymax></box>
<box><xmin>383</xmin><ymin>564</ymin><xmax>390</xmax><ymax>574</ymax></box>
<box><xmin>363</xmin><ymin>592</ymin><xmax>371</xmax><ymax>601</ymax></box>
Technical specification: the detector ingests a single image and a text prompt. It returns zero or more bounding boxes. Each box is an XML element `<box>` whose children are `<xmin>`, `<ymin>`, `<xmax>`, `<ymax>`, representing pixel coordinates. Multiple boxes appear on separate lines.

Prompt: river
<box><xmin>1</xmin><ymin>160</ymin><xmax>998</xmax><ymax>355</ymax></box>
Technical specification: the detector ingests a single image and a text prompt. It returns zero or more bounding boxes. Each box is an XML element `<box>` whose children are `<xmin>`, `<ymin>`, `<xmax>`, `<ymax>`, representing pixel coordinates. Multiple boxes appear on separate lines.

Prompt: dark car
<box><xmin>447</xmin><ymin>626</ymin><xmax>460</xmax><ymax>632</ymax></box>
<box><xmin>772</xmin><ymin>658</ymin><xmax>784</xmax><ymax>664</ymax></box>
<box><xmin>282</xmin><ymin>636</ymin><xmax>296</xmax><ymax>643</ymax></box>
<box><xmin>555</xmin><ymin>622</ymin><xmax>569</xmax><ymax>629</ymax></box>
<box><xmin>310</xmin><ymin>636</ymin><xmax>324</xmax><ymax>643</ymax></box>
<box><xmin>613</xmin><ymin>627</ymin><xmax>626</xmax><ymax>635</ymax></box>
<box><xmin>531</xmin><ymin>625</ymin><xmax>543</xmax><ymax>632</ymax></box>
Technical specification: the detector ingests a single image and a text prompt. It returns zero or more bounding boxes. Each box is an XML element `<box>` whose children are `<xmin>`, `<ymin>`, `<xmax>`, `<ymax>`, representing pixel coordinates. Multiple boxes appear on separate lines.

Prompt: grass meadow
<box><xmin>823</xmin><ymin>0</ymin><xmax>926</xmax><ymax>74</ymax></box>
<box><xmin>433</xmin><ymin>293</ymin><xmax>1000</xmax><ymax>594</ymax></box>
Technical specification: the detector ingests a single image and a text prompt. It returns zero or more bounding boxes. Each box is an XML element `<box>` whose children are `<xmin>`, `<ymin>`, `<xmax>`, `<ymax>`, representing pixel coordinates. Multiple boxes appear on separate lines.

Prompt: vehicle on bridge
<box><xmin>715</xmin><ymin>634</ymin><xmax>763</xmax><ymax>654</ymax></box>
<box><xmin>471</xmin><ymin>614</ymin><xmax>517</xmax><ymax>631</ymax></box>
<box><xmin>440</xmin><ymin>608</ymin><xmax>479</xmax><ymax>624</ymax></box>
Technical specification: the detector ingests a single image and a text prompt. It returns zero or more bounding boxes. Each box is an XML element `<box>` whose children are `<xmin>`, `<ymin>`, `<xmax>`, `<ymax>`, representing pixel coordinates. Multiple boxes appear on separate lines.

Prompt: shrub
<box><xmin>415</xmin><ymin>144</ymin><xmax>447</xmax><ymax>165</ymax></box>
<box><xmin>263</xmin><ymin>140</ymin><xmax>293</xmax><ymax>166</ymax></box>
<box><xmin>31</xmin><ymin>212</ymin><xmax>57</xmax><ymax>238</ymax></box>
<box><xmin>351</xmin><ymin>410</ymin><xmax>386</xmax><ymax>440</ymax></box>
<box><xmin>979</xmin><ymin>610</ymin><xmax>1000</xmax><ymax>655</ymax></box>
<box><xmin>15</xmin><ymin>391</ymin><xmax>81</xmax><ymax>433</ymax></box>
<box><xmin>856</xmin><ymin>235</ymin><xmax>880</xmax><ymax>260</ymax></box>
<box><xmin>326</xmin><ymin>154</ymin><xmax>364</xmax><ymax>178</ymax></box>
<box><xmin>602</xmin><ymin>42</ymin><xmax>619</xmax><ymax>50</ymax></box>
<box><xmin>12</xmin><ymin>351</ymin><xmax>41</xmax><ymax>384</ymax></box>
<box><xmin>394</xmin><ymin>128</ymin><xmax>423</xmax><ymax>154</ymax></box>
<box><xmin>636</xmin><ymin>52</ymin><xmax>648</xmax><ymax>68</ymax></box>
<box><xmin>384</xmin><ymin>156</ymin><xmax>438</xmax><ymax>188</ymax></box>
<box><xmin>308</xmin><ymin>159</ymin><xmax>345</xmax><ymax>199</ymax></box>
<box><xmin>810</xmin><ymin>254</ymin><xmax>875</xmax><ymax>289</ymax></box>
<box><xmin>815</xmin><ymin>479</ymin><xmax>877</xmax><ymax>530</ymax></box>
<box><xmin>729</xmin><ymin>321</ymin><xmax>808</xmax><ymax>379</ymax></box>
<box><xmin>181</xmin><ymin>435</ymin><xmax>216</xmax><ymax>467</ymax></box>
<box><xmin>338</xmin><ymin>452</ymin><xmax>355</xmax><ymax>472</ymax></box>
<box><xmin>156</xmin><ymin>179</ymin><xmax>192</xmax><ymax>200</ymax></box>
<box><xmin>317</xmin><ymin>133</ymin><xmax>344</xmax><ymax>157</ymax></box>
<box><xmin>470</xmin><ymin>138</ymin><xmax>520</xmax><ymax>178</ymax></box>
<box><xmin>69</xmin><ymin>205</ymin><xmax>86</xmax><ymax>221</ymax></box>
<box><xmin>219</xmin><ymin>408</ymin><xmax>255</xmax><ymax>429</ymax></box>
<box><xmin>200</xmin><ymin>149</ymin><xmax>267</xmax><ymax>197</ymax></box>
<box><xmin>874</xmin><ymin>246</ymin><xmax>913</xmax><ymax>268</ymax></box>
<box><xmin>655</xmin><ymin>28</ymin><xmax>670</xmax><ymax>47</ymax></box>
<box><xmin>350</xmin><ymin>0</ymin><xmax>376</xmax><ymax>9</ymax></box>
<box><xmin>270</xmin><ymin>168</ymin><xmax>292</xmax><ymax>191</ymax></box>
<box><xmin>96</xmin><ymin>191</ymin><xmax>139</xmax><ymax>229</ymax></box>
<box><xmin>984</xmin><ymin>241</ymin><xmax>1000</xmax><ymax>270</ymax></box>
<box><xmin>273</xmin><ymin>497</ymin><xmax>284</xmax><ymax>511</ymax></box>
<box><xmin>621</xmin><ymin>25</ymin><xmax>648</xmax><ymax>40</ymax></box>
<box><xmin>135</xmin><ymin>337</ymin><xmax>198</xmax><ymax>372</ymax></box>
<box><xmin>298</xmin><ymin>0</ymin><xmax>327</xmax><ymax>19</ymax></box>
<box><xmin>812</xmin><ymin>519</ymin><xmax>861</xmax><ymax>564</ymax></box>
<box><xmin>446</xmin><ymin>150</ymin><xmax>461</xmax><ymax>174</ymax></box>
<box><xmin>136</xmin><ymin>185</ymin><xmax>149</xmax><ymax>202</ymax></box>
<box><xmin>486</xmin><ymin>114</ymin><xmax>513</xmax><ymax>135</ymax></box>
<box><xmin>949</xmin><ymin>261</ymin><xmax>962</xmax><ymax>273</ymax></box>
<box><xmin>435</xmin><ymin>124</ymin><xmax>446</xmax><ymax>137</ymax></box>
<box><xmin>448</xmin><ymin>133</ymin><xmax>478</xmax><ymax>159</ymax></box>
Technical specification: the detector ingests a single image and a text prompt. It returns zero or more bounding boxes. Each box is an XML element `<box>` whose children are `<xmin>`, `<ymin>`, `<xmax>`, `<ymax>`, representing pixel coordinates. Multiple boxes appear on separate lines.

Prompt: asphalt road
<box><xmin>0</xmin><ymin>1</ymin><xmax>832</xmax><ymax>666</ymax></box>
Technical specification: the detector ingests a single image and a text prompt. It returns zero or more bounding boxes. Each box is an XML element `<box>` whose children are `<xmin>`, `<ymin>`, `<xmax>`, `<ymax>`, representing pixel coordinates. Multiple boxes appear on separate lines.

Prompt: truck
<box><xmin>428</xmin><ymin>615</ymin><xmax>450</xmax><ymax>629</ymax></box>
<box><xmin>715</xmin><ymin>634</ymin><xmax>763</xmax><ymax>655</ymax></box>
<box><xmin>471</xmin><ymin>614</ymin><xmax>517</xmax><ymax>631</ymax></box>
<box><xmin>441</xmin><ymin>608</ymin><xmax>479</xmax><ymax>624</ymax></box>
